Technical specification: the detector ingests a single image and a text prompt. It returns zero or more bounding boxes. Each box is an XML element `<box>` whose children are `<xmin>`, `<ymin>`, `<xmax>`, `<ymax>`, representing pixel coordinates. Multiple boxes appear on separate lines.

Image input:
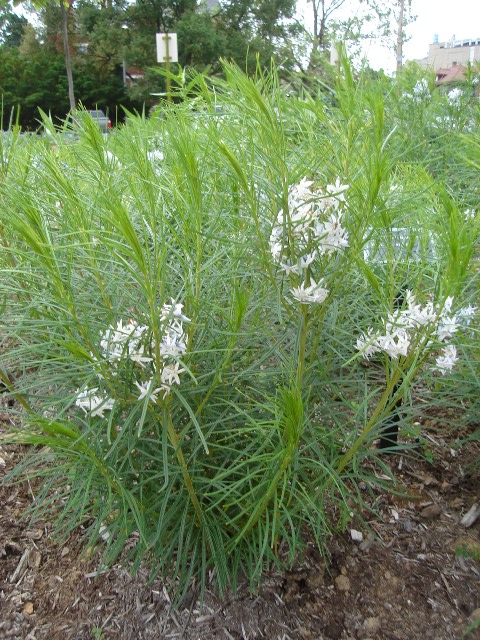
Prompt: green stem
<box><xmin>0</xmin><ymin>368</ymin><xmax>32</xmax><ymax>412</ymax></box>
<box><xmin>231</xmin><ymin>389</ymin><xmax>302</xmax><ymax>546</ymax></box>
<box><xmin>335</xmin><ymin>368</ymin><xmax>403</xmax><ymax>475</ymax></box>
<box><xmin>232</xmin><ymin>445</ymin><xmax>295</xmax><ymax>546</ymax></box>
<box><xmin>166</xmin><ymin>404</ymin><xmax>203</xmax><ymax>525</ymax></box>
<box><xmin>296</xmin><ymin>306</ymin><xmax>309</xmax><ymax>386</ymax></box>
<box><xmin>193</xmin><ymin>310</ymin><xmax>244</xmax><ymax>420</ymax></box>
<box><xmin>231</xmin><ymin>307</ymin><xmax>307</xmax><ymax>546</ymax></box>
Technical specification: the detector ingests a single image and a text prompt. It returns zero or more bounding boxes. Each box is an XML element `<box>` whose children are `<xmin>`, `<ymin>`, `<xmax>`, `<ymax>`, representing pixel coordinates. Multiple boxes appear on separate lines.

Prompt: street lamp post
<box><xmin>122</xmin><ymin>23</ymin><xmax>129</xmax><ymax>87</ymax></box>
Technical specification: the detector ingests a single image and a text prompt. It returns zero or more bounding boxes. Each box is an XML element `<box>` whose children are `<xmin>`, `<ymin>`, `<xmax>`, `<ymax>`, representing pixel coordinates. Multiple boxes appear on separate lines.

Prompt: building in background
<box><xmin>412</xmin><ymin>35</ymin><xmax>480</xmax><ymax>88</ymax></box>
<box><xmin>417</xmin><ymin>35</ymin><xmax>480</xmax><ymax>71</ymax></box>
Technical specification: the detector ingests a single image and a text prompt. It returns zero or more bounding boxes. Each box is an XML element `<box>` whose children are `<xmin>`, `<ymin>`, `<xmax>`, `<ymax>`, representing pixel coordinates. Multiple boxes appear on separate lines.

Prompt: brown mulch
<box><xmin>1</xmin><ymin>414</ymin><xmax>479</xmax><ymax>640</ymax></box>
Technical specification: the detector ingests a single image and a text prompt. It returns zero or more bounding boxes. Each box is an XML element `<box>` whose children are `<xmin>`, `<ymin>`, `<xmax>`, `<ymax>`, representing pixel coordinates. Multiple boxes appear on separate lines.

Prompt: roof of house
<box><xmin>435</xmin><ymin>64</ymin><xmax>467</xmax><ymax>84</ymax></box>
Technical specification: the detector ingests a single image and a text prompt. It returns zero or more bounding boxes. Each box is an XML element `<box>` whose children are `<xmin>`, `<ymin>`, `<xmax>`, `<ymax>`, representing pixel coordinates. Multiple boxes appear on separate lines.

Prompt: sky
<box><xmin>296</xmin><ymin>0</ymin><xmax>480</xmax><ymax>74</ymax></box>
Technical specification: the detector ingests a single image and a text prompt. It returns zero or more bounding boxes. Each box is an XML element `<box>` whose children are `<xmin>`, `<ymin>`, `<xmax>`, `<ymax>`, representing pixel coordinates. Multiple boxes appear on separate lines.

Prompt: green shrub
<box><xmin>0</xmin><ymin>59</ymin><xmax>478</xmax><ymax>603</ymax></box>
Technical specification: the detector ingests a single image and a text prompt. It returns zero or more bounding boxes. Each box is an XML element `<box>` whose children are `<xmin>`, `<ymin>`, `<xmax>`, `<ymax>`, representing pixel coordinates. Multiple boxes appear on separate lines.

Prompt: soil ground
<box><xmin>1</xmin><ymin>414</ymin><xmax>479</xmax><ymax>640</ymax></box>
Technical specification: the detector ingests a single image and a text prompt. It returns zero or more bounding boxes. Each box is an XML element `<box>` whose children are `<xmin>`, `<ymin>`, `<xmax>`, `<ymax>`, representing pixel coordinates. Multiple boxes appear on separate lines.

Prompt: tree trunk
<box><xmin>396</xmin><ymin>0</ymin><xmax>405</xmax><ymax>72</ymax></box>
<box><xmin>308</xmin><ymin>0</ymin><xmax>329</xmax><ymax>69</ymax></box>
<box><xmin>312</xmin><ymin>0</ymin><xmax>318</xmax><ymax>51</ymax></box>
<box><xmin>61</xmin><ymin>1</ymin><xmax>76</xmax><ymax>112</ymax></box>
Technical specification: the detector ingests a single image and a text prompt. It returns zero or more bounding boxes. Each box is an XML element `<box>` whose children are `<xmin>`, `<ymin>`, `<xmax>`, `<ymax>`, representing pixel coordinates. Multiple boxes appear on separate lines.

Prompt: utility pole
<box><xmin>396</xmin><ymin>0</ymin><xmax>405</xmax><ymax>71</ymax></box>
<box><xmin>61</xmin><ymin>1</ymin><xmax>76</xmax><ymax>112</ymax></box>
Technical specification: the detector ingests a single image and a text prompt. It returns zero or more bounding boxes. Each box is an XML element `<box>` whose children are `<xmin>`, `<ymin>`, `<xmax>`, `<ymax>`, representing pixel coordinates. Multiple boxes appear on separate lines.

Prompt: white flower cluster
<box><xmin>410</xmin><ymin>79</ymin><xmax>430</xmax><ymax>103</ymax></box>
<box><xmin>447</xmin><ymin>88</ymin><xmax>463</xmax><ymax>106</ymax></box>
<box><xmin>75</xmin><ymin>387</ymin><xmax>115</xmax><ymax>418</ymax></box>
<box><xmin>148</xmin><ymin>149</ymin><xmax>164</xmax><ymax>173</ymax></box>
<box><xmin>433</xmin><ymin>344</ymin><xmax>459</xmax><ymax>374</ymax></box>
<box><xmin>270</xmin><ymin>177</ymin><xmax>349</xmax><ymax>304</ymax></box>
<box><xmin>291</xmin><ymin>279</ymin><xmax>329</xmax><ymax>304</ymax></box>
<box><xmin>464</xmin><ymin>209</ymin><xmax>476</xmax><ymax>221</ymax></box>
<box><xmin>356</xmin><ymin>292</ymin><xmax>477</xmax><ymax>374</ymax></box>
<box><xmin>75</xmin><ymin>300</ymin><xmax>190</xmax><ymax>417</ymax></box>
<box><xmin>100</xmin><ymin>318</ymin><xmax>151</xmax><ymax>366</ymax></box>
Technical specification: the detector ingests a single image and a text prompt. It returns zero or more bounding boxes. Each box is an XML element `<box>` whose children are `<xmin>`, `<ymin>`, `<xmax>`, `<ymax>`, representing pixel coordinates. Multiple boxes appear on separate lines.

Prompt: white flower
<box><xmin>159</xmin><ymin>327</ymin><xmax>187</xmax><ymax>358</ymax></box>
<box><xmin>279</xmin><ymin>260</ymin><xmax>300</xmax><ymax>275</ymax></box>
<box><xmin>447</xmin><ymin>88</ymin><xmax>462</xmax><ymax>105</ymax></box>
<box><xmin>100</xmin><ymin>319</ymin><xmax>149</xmax><ymax>363</ymax></box>
<box><xmin>160</xmin><ymin>362</ymin><xmax>186</xmax><ymax>389</ymax></box>
<box><xmin>384</xmin><ymin>311</ymin><xmax>406</xmax><ymax>336</ymax></box>
<box><xmin>432</xmin><ymin>345</ymin><xmax>458</xmax><ymax>374</ymax></box>
<box><xmin>291</xmin><ymin>279</ymin><xmax>329</xmax><ymax>304</ymax></box>
<box><xmin>357</xmin><ymin>314</ymin><xmax>411</xmax><ymax>359</ymax></box>
<box><xmin>356</xmin><ymin>329</ymin><xmax>381</xmax><ymax>358</ymax></box>
<box><xmin>79</xmin><ymin>300</ymin><xmax>190</xmax><ymax>416</ymax></box>
<box><xmin>325</xmin><ymin>178</ymin><xmax>349</xmax><ymax>201</ymax></box>
<box><xmin>75</xmin><ymin>387</ymin><xmax>115</xmax><ymax>417</ymax></box>
<box><xmin>313</xmin><ymin>196</ymin><xmax>337</xmax><ymax>215</ymax></box>
<box><xmin>128</xmin><ymin>343</ymin><xmax>152</xmax><ymax>366</ymax></box>
<box><xmin>356</xmin><ymin>293</ymin><xmax>473</xmax><ymax>369</ymax></box>
<box><xmin>375</xmin><ymin>329</ymin><xmax>411</xmax><ymax>359</ymax></box>
<box><xmin>442</xmin><ymin>296</ymin><xmax>454</xmax><ymax>315</ymax></box>
<box><xmin>148</xmin><ymin>149</ymin><xmax>164</xmax><ymax>163</ymax></box>
<box><xmin>288</xmin><ymin>177</ymin><xmax>314</xmax><ymax>211</ymax></box>
<box><xmin>270</xmin><ymin>177</ymin><xmax>349</xmax><ymax>269</ymax></box>
<box><xmin>411</xmin><ymin>79</ymin><xmax>430</xmax><ymax>102</ymax></box>
<box><xmin>458</xmin><ymin>304</ymin><xmax>477</xmax><ymax>325</ymax></box>
<box><xmin>135</xmin><ymin>379</ymin><xmax>162</xmax><ymax>403</ymax></box>
<box><xmin>434</xmin><ymin>315</ymin><xmax>459</xmax><ymax>342</ymax></box>
<box><xmin>279</xmin><ymin>251</ymin><xmax>317</xmax><ymax>275</ymax></box>
<box><xmin>161</xmin><ymin>300</ymin><xmax>191</xmax><ymax>323</ymax></box>
<box><xmin>313</xmin><ymin>212</ymin><xmax>349</xmax><ymax>255</ymax></box>
<box><xmin>270</xmin><ymin>240</ymin><xmax>283</xmax><ymax>263</ymax></box>
<box><xmin>401</xmin><ymin>291</ymin><xmax>436</xmax><ymax>328</ymax></box>
<box><xmin>299</xmin><ymin>251</ymin><xmax>317</xmax><ymax>269</ymax></box>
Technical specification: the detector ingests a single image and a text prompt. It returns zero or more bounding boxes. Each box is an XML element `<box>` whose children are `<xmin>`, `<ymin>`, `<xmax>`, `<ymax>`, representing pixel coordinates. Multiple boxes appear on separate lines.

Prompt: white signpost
<box><xmin>156</xmin><ymin>33</ymin><xmax>178</xmax><ymax>64</ymax></box>
<box><xmin>156</xmin><ymin>33</ymin><xmax>178</xmax><ymax>103</ymax></box>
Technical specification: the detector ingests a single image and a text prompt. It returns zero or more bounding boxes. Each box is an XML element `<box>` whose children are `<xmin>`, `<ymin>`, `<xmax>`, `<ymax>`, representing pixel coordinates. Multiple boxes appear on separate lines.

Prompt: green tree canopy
<box><xmin>0</xmin><ymin>0</ymin><xmax>27</xmax><ymax>47</ymax></box>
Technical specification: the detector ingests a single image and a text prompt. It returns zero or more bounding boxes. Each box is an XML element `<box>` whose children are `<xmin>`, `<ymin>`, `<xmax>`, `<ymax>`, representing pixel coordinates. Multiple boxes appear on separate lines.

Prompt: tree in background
<box><xmin>0</xmin><ymin>39</ymin><xmax>71</xmax><ymax>127</ymax></box>
<box><xmin>0</xmin><ymin>0</ymin><xmax>417</xmax><ymax>129</ymax></box>
<box><xmin>0</xmin><ymin>0</ymin><xmax>27</xmax><ymax>47</ymax></box>
<box><xmin>1</xmin><ymin>0</ymin><xmax>302</xmax><ymax>126</ymax></box>
<box><xmin>175</xmin><ymin>10</ymin><xmax>226</xmax><ymax>68</ymax></box>
<box><xmin>213</xmin><ymin>0</ymin><xmax>298</xmax><ymax>70</ymax></box>
<box><xmin>305</xmin><ymin>0</ymin><xmax>415</xmax><ymax>71</ymax></box>
<box><xmin>75</xmin><ymin>0</ymin><xmax>129</xmax><ymax>77</ymax></box>
<box><xmin>14</xmin><ymin>0</ymin><xmax>77</xmax><ymax>111</ymax></box>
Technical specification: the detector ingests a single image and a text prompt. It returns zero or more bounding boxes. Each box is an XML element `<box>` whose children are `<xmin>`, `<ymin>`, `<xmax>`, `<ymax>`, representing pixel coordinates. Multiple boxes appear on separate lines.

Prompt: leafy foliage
<box><xmin>0</xmin><ymin>0</ymin><xmax>27</xmax><ymax>47</ymax></box>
